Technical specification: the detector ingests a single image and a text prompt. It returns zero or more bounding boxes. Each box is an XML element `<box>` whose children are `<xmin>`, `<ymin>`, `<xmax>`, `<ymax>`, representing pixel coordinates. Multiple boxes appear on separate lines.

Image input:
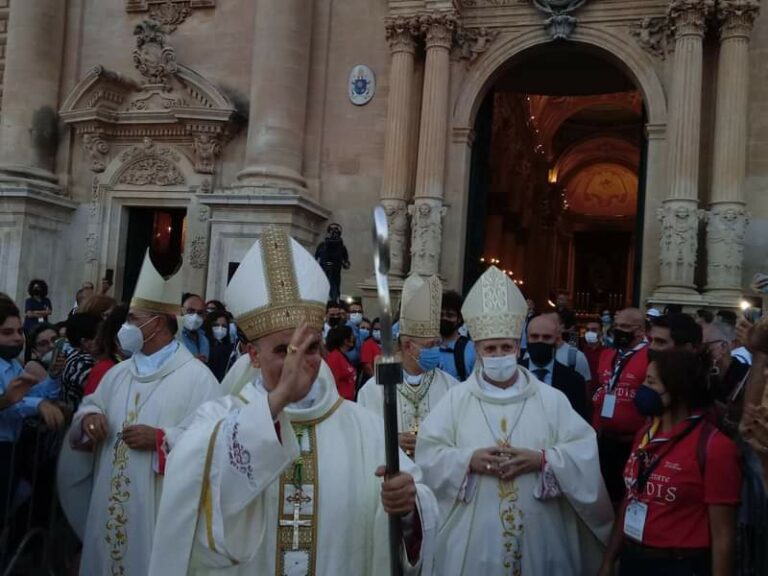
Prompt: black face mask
<box><xmin>527</xmin><ymin>342</ymin><xmax>555</xmax><ymax>367</ymax></box>
<box><xmin>0</xmin><ymin>344</ymin><xmax>24</xmax><ymax>361</ymax></box>
<box><xmin>612</xmin><ymin>329</ymin><xmax>634</xmax><ymax>349</ymax></box>
<box><xmin>327</xmin><ymin>317</ymin><xmax>341</xmax><ymax>328</ymax></box>
<box><xmin>440</xmin><ymin>319</ymin><xmax>458</xmax><ymax>338</ymax></box>
<box><xmin>31</xmin><ymin>289</ymin><xmax>42</xmax><ymax>297</ymax></box>
<box><xmin>646</xmin><ymin>348</ymin><xmax>660</xmax><ymax>363</ymax></box>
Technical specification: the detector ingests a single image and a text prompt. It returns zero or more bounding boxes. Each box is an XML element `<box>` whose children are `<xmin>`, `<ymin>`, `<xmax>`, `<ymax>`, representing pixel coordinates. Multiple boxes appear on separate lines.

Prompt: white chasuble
<box><xmin>148</xmin><ymin>362</ymin><xmax>438</xmax><ymax>576</ymax></box>
<box><xmin>358</xmin><ymin>368</ymin><xmax>460</xmax><ymax>436</ymax></box>
<box><xmin>61</xmin><ymin>345</ymin><xmax>221</xmax><ymax>576</ymax></box>
<box><xmin>416</xmin><ymin>367</ymin><xmax>614</xmax><ymax>576</ymax></box>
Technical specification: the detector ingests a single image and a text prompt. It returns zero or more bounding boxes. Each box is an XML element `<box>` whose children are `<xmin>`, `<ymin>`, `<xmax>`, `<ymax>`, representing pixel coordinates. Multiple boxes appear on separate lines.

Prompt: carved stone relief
<box><xmin>705</xmin><ymin>203</ymin><xmax>749</xmax><ymax>289</ymax></box>
<box><xmin>409</xmin><ymin>198</ymin><xmax>447</xmax><ymax>276</ymax></box>
<box><xmin>381</xmin><ymin>198</ymin><xmax>409</xmax><ymax>277</ymax></box>
<box><xmin>629</xmin><ymin>17</ymin><xmax>671</xmax><ymax>59</ymax></box>
<box><xmin>657</xmin><ymin>200</ymin><xmax>701</xmax><ymax>287</ymax></box>
<box><xmin>531</xmin><ymin>0</ymin><xmax>589</xmax><ymax>40</ymax></box>
<box><xmin>188</xmin><ymin>235</ymin><xmax>208</xmax><ymax>269</ymax></box>
<box><xmin>82</xmin><ymin>134</ymin><xmax>110</xmax><ymax>173</ymax></box>
<box><xmin>125</xmin><ymin>0</ymin><xmax>215</xmax><ymax>32</ymax></box>
<box><xmin>192</xmin><ymin>133</ymin><xmax>221</xmax><ymax>174</ymax></box>
<box><xmin>133</xmin><ymin>21</ymin><xmax>178</xmax><ymax>86</ymax></box>
<box><xmin>118</xmin><ymin>157</ymin><xmax>184</xmax><ymax>186</ymax></box>
<box><xmin>455</xmin><ymin>26</ymin><xmax>499</xmax><ymax>64</ymax></box>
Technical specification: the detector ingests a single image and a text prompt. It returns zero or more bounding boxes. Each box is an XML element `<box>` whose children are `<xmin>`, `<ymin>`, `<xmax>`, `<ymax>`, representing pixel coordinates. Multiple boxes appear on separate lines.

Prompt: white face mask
<box><xmin>117</xmin><ymin>316</ymin><xmax>158</xmax><ymax>355</ymax></box>
<box><xmin>212</xmin><ymin>326</ymin><xmax>228</xmax><ymax>341</ymax></box>
<box><xmin>482</xmin><ymin>354</ymin><xmax>518</xmax><ymax>383</ymax></box>
<box><xmin>372</xmin><ymin>329</ymin><xmax>381</xmax><ymax>342</ymax></box>
<box><xmin>183</xmin><ymin>313</ymin><xmax>204</xmax><ymax>332</ymax></box>
<box><xmin>349</xmin><ymin>313</ymin><xmax>363</xmax><ymax>326</ymax></box>
<box><xmin>584</xmin><ymin>331</ymin><xmax>599</xmax><ymax>345</ymax></box>
<box><xmin>40</xmin><ymin>350</ymin><xmax>54</xmax><ymax>367</ymax></box>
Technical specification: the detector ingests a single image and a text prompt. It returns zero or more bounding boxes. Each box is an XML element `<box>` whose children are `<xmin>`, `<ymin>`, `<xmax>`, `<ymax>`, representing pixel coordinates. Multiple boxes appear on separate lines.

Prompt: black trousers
<box><xmin>598</xmin><ymin>435</ymin><xmax>633</xmax><ymax>505</ymax></box>
<box><xmin>0</xmin><ymin>441</ymin><xmax>19</xmax><ymax>528</ymax></box>
<box><xmin>619</xmin><ymin>555</ymin><xmax>711</xmax><ymax>576</ymax></box>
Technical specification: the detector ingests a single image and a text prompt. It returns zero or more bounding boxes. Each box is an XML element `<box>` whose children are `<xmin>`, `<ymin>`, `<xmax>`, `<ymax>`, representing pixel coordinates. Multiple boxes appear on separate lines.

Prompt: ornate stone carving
<box><xmin>85</xmin><ymin>232</ymin><xmax>98</xmax><ymax>263</ymax></box>
<box><xmin>132</xmin><ymin>21</ymin><xmax>178</xmax><ymax>85</ymax></box>
<box><xmin>629</xmin><ymin>17</ymin><xmax>672</xmax><ymax>59</ymax></box>
<box><xmin>119</xmin><ymin>157</ymin><xmax>184</xmax><ymax>186</ymax></box>
<box><xmin>717</xmin><ymin>0</ymin><xmax>761</xmax><ymax>38</ymax></box>
<box><xmin>381</xmin><ymin>199</ymin><xmax>409</xmax><ymax>277</ymax></box>
<box><xmin>705</xmin><ymin>203</ymin><xmax>750</xmax><ymax>289</ymax></box>
<box><xmin>82</xmin><ymin>134</ymin><xmax>110</xmax><ymax>172</ymax></box>
<box><xmin>192</xmin><ymin>133</ymin><xmax>221</xmax><ymax>174</ymax></box>
<box><xmin>460</xmin><ymin>0</ymin><xmax>515</xmax><ymax>6</ymax></box>
<box><xmin>126</xmin><ymin>0</ymin><xmax>215</xmax><ymax>32</ymax></box>
<box><xmin>657</xmin><ymin>200</ymin><xmax>702</xmax><ymax>287</ymax></box>
<box><xmin>668</xmin><ymin>0</ymin><xmax>714</xmax><ymax>38</ymax></box>
<box><xmin>530</xmin><ymin>0</ymin><xmax>588</xmax><ymax>40</ymax></box>
<box><xmin>188</xmin><ymin>235</ymin><xmax>208</xmax><ymax>269</ymax></box>
<box><xmin>198</xmin><ymin>205</ymin><xmax>210</xmax><ymax>222</ymax></box>
<box><xmin>455</xmin><ymin>26</ymin><xmax>499</xmax><ymax>63</ymax></box>
<box><xmin>420</xmin><ymin>12</ymin><xmax>459</xmax><ymax>49</ymax></box>
<box><xmin>385</xmin><ymin>15</ymin><xmax>420</xmax><ymax>54</ymax></box>
<box><xmin>409</xmin><ymin>199</ymin><xmax>447</xmax><ymax>276</ymax></box>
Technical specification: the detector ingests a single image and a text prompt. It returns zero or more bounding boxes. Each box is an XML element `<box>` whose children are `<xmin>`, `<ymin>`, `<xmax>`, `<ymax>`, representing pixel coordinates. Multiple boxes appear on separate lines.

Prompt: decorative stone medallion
<box><xmin>348</xmin><ymin>65</ymin><xmax>376</xmax><ymax>106</ymax></box>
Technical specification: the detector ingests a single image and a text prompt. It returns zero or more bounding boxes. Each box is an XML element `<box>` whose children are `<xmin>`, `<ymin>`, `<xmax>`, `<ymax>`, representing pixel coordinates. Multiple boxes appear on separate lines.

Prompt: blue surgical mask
<box><xmin>359</xmin><ymin>328</ymin><xmax>370</xmax><ymax>340</ymax></box>
<box><xmin>634</xmin><ymin>385</ymin><xmax>665</xmax><ymax>417</ymax></box>
<box><xmin>417</xmin><ymin>346</ymin><xmax>441</xmax><ymax>373</ymax></box>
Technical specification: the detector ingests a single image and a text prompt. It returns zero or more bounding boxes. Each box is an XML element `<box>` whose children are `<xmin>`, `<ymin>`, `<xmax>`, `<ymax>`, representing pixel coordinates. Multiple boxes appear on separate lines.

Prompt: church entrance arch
<box><xmin>445</xmin><ymin>25</ymin><xmax>668</xmax><ymax>314</ymax></box>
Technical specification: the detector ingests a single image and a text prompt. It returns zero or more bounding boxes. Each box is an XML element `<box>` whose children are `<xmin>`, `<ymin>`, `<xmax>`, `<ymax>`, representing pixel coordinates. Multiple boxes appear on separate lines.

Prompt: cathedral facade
<box><xmin>0</xmin><ymin>0</ymin><xmax>765</xmax><ymax>315</ymax></box>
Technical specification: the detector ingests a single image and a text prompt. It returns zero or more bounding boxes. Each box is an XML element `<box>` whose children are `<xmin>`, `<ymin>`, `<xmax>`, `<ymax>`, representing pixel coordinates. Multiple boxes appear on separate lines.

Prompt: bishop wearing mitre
<box><xmin>416</xmin><ymin>266</ymin><xmax>614</xmax><ymax>575</ymax></box>
<box><xmin>60</xmin><ymin>253</ymin><xmax>221</xmax><ymax>576</ymax></box>
<box><xmin>359</xmin><ymin>273</ymin><xmax>460</xmax><ymax>458</ymax></box>
<box><xmin>149</xmin><ymin>226</ymin><xmax>438</xmax><ymax>576</ymax></box>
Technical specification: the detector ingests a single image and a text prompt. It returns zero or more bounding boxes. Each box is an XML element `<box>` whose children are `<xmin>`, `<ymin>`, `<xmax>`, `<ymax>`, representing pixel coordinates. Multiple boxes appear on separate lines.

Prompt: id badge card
<box><xmin>601</xmin><ymin>393</ymin><xmax>617</xmax><ymax>418</ymax></box>
<box><xmin>623</xmin><ymin>499</ymin><xmax>648</xmax><ymax>542</ymax></box>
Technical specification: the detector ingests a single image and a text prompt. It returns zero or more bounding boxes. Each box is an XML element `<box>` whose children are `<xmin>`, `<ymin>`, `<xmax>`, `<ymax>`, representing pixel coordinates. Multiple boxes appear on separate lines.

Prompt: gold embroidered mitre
<box><xmin>462</xmin><ymin>266</ymin><xmax>527</xmax><ymax>341</ymax></box>
<box><xmin>399</xmin><ymin>274</ymin><xmax>442</xmax><ymax>339</ymax></box>
<box><xmin>225</xmin><ymin>226</ymin><xmax>329</xmax><ymax>341</ymax></box>
<box><xmin>130</xmin><ymin>250</ymin><xmax>184</xmax><ymax>316</ymax></box>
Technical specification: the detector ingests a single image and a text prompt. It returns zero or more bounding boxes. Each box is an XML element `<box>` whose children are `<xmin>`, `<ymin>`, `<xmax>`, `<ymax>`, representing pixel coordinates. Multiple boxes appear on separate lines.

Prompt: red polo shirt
<box><xmin>327</xmin><ymin>349</ymin><xmax>357</xmax><ymax>401</ymax></box>
<box><xmin>592</xmin><ymin>345</ymin><xmax>649</xmax><ymax>437</ymax></box>
<box><xmin>622</xmin><ymin>418</ymin><xmax>741</xmax><ymax>548</ymax></box>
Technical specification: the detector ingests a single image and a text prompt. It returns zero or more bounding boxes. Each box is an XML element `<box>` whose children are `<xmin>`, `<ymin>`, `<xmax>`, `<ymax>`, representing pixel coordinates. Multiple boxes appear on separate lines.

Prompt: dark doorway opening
<box><xmin>122</xmin><ymin>207</ymin><xmax>186</xmax><ymax>300</ymax></box>
<box><xmin>463</xmin><ymin>43</ymin><xmax>646</xmax><ymax>318</ymax></box>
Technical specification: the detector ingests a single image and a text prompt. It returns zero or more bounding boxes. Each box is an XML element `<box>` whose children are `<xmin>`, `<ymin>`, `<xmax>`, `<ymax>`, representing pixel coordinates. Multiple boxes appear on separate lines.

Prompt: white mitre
<box><xmin>130</xmin><ymin>250</ymin><xmax>184</xmax><ymax>316</ymax></box>
<box><xmin>399</xmin><ymin>274</ymin><xmax>441</xmax><ymax>339</ymax></box>
<box><xmin>225</xmin><ymin>226</ymin><xmax>329</xmax><ymax>341</ymax></box>
<box><xmin>462</xmin><ymin>266</ymin><xmax>527</xmax><ymax>341</ymax></box>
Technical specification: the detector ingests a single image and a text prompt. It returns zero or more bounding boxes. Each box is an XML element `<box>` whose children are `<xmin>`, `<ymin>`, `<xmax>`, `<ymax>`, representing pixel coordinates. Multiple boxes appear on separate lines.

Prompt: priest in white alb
<box><xmin>359</xmin><ymin>273</ymin><xmax>460</xmax><ymax>458</ymax></box>
<box><xmin>416</xmin><ymin>265</ymin><xmax>614</xmax><ymax>575</ymax></box>
<box><xmin>148</xmin><ymin>226</ymin><xmax>438</xmax><ymax>576</ymax></box>
<box><xmin>59</xmin><ymin>253</ymin><xmax>221</xmax><ymax>576</ymax></box>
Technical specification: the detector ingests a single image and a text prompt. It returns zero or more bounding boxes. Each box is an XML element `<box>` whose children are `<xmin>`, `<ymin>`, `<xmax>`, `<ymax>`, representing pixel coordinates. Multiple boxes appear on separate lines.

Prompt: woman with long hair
<box><xmin>204</xmin><ymin>309</ymin><xmax>235</xmax><ymax>382</ymax></box>
<box><xmin>599</xmin><ymin>348</ymin><xmax>742</xmax><ymax>576</ymax></box>
<box><xmin>325</xmin><ymin>325</ymin><xmax>357</xmax><ymax>401</ymax></box>
<box><xmin>83</xmin><ymin>304</ymin><xmax>128</xmax><ymax>397</ymax></box>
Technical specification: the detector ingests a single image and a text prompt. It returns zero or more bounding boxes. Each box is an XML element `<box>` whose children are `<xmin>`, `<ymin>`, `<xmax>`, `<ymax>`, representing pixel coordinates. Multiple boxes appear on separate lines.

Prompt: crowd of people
<box><xmin>0</xmin><ymin>230</ymin><xmax>766</xmax><ymax>575</ymax></box>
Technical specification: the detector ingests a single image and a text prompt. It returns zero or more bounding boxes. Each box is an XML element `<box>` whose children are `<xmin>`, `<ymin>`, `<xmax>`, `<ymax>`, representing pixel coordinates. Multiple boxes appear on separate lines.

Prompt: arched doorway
<box><xmin>463</xmin><ymin>44</ymin><xmax>645</xmax><ymax>316</ymax></box>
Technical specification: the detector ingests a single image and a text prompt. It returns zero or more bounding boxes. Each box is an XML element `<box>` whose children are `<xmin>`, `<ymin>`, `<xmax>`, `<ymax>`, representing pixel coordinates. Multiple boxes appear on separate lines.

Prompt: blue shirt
<box><xmin>181</xmin><ymin>329</ymin><xmax>210</xmax><ymax>361</ymax></box>
<box><xmin>439</xmin><ymin>337</ymin><xmax>476</xmax><ymax>381</ymax></box>
<box><xmin>345</xmin><ymin>321</ymin><xmax>362</xmax><ymax>366</ymax></box>
<box><xmin>0</xmin><ymin>358</ymin><xmax>60</xmax><ymax>442</ymax></box>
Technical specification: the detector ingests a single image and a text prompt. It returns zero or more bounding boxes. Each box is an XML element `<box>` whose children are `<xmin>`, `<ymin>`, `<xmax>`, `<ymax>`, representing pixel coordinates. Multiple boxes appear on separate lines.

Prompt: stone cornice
<box><xmin>718</xmin><ymin>0</ymin><xmax>761</xmax><ymax>39</ymax></box>
<box><xmin>667</xmin><ymin>0</ymin><xmax>715</xmax><ymax>39</ymax></box>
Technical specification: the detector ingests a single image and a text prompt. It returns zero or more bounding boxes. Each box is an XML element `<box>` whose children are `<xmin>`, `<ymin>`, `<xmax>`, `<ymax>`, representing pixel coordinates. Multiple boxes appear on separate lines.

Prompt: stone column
<box><xmin>0</xmin><ymin>0</ymin><xmax>67</xmax><ymax>188</ymax></box>
<box><xmin>654</xmin><ymin>0</ymin><xmax>713</xmax><ymax>298</ymax></box>
<box><xmin>409</xmin><ymin>12</ymin><xmax>456</xmax><ymax>276</ymax></box>
<box><xmin>381</xmin><ymin>17</ymin><xmax>419</xmax><ymax>278</ymax></box>
<box><xmin>235</xmin><ymin>0</ymin><xmax>314</xmax><ymax>191</ymax></box>
<box><xmin>704</xmin><ymin>0</ymin><xmax>760</xmax><ymax>302</ymax></box>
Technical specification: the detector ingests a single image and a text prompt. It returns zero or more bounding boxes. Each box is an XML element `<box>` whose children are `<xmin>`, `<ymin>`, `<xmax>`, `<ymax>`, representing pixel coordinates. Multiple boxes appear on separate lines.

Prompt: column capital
<box><xmin>385</xmin><ymin>15</ymin><xmax>420</xmax><ymax>54</ymax></box>
<box><xmin>667</xmin><ymin>0</ymin><xmax>714</xmax><ymax>39</ymax></box>
<box><xmin>419</xmin><ymin>11</ymin><xmax>459</xmax><ymax>50</ymax></box>
<box><xmin>717</xmin><ymin>0</ymin><xmax>761</xmax><ymax>39</ymax></box>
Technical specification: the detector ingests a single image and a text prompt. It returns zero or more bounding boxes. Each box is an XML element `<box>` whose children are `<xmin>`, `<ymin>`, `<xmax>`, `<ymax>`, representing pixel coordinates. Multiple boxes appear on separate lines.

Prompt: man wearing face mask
<box><xmin>703</xmin><ymin>321</ymin><xmax>750</xmax><ymax>434</ymax></box>
<box><xmin>344</xmin><ymin>299</ymin><xmax>364</xmax><ymax>367</ymax></box>
<box><xmin>521</xmin><ymin>314</ymin><xmax>589</xmax><ymax>420</ymax></box>
<box><xmin>358</xmin><ymin>274</ymin><xmax>460</xmax><ymax>459</ymax></box>
<box><xmin>180</xmin><ymin>293</ymin><xmax>209</xmax><ymax>363</ymax></box>
<box><xmin>323</xmin><ymin>300</ymin><xmax>346</xmax><ymax>338</ymax></box>
<box><xmin>314</xmin><ymin>223</ymin><xmax>350</xmax><ymax>302</ymax></box>
<box><xmin>438</xmin><ymin>290</ymin><xmax>476</xmax><ymax>382</ymax></box>
<box><xmin>60</xmin><ymin>252</ymin><xmax>219</xmax><ymax>576</ymax></box>
<box><xmin>592</xmin><ymin>307</ymin><xmax>650</xmax><ymax>505</ymax></box>
<box><xmin>416</xmin><ymin>266</ymin><xmax>613</xmax><ymax>575</ymax></box>
<box><xmin>582</xmin><ymin>319</ymin><xmax>604</xmax><ymax>390</ymax></box>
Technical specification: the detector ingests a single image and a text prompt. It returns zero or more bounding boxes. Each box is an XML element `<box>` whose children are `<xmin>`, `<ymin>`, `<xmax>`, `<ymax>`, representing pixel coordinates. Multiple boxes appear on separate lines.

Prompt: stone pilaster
<box><xmin>381</xmin><ymin>16</ymin><xmax>419</xmax><ymax>278</ymax></box>
<box><xmin>653</xmin><ymin>0</ymin><xmax>712</xmax><ymax>299</ymax></box>
<box><xmin>0</xmin><ymin>0</ymin><xmax>66</xmax><ymax>190</ymax></box>
<box><xmin>410</xmin><ymin>12</ymin><xmax>456</xmax><ymax>276</ymax></box>
<box><xmin>234</xmin><ymin>0</ymin><xmax>314</xmax><ymax>192</ymax></box>
<box><xmin>705</xmin><ymin>0</ymin><xmax>760</xmax><ymax>301</ymax></box>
